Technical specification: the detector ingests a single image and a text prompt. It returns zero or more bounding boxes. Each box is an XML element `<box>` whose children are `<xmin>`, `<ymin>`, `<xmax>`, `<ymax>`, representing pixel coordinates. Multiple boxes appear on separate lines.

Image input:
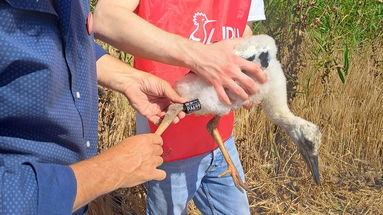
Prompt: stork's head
<box><xmin>234</xmin><ymin>34</ymin><xmax>278</xmax><ymax>68</ymax></box>
<box><xmin>287</xmin><ymin>118</ymin><xmax>322</xmax><ymax>184</ymax></box>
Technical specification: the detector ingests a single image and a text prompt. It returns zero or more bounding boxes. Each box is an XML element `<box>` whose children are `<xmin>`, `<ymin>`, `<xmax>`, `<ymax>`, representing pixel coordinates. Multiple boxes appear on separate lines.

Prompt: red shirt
<box><xmin>135</xmin><ymin>0</ymin><xmax>251</xmax><ymax>161</ymax></box>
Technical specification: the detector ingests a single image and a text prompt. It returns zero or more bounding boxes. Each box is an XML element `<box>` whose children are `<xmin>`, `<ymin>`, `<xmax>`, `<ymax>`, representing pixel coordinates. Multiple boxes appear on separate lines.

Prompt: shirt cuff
<box><xmin>29</xmin><ymin>162</ymin><xmax>77</xmax><ymax>215</ymax></box>
<box><xmin>94</xmin><ymin>42</ymin><xmax>108</xmax><ymax>60</ymax></box>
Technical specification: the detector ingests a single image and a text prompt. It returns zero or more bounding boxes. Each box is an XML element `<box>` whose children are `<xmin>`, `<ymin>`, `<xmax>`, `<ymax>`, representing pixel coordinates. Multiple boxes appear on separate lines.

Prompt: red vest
<box><xmin>135</xmin><ymin>0</ymin><xmax>251</xmax><ymax>161</ymax></box>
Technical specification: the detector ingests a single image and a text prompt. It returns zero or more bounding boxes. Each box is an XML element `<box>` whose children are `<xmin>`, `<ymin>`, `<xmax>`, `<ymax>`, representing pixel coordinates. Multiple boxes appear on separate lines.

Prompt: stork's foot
<box><xmin>219</xmin><ymin>164</ymin><xmax>249</xmax><ymax>193</ymax></box>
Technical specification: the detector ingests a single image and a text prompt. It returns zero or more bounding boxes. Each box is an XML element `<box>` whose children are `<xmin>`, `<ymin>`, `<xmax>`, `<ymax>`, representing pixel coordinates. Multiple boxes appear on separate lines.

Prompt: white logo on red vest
<box><xmin>189</xmin><ymin>12</ymin><xmax>216</xmax><ymax>44</ymax></box>
<box><xmin>189</xmin><ymin>12</ymin><xmax>241</xmax><ymax>44</ymax></box>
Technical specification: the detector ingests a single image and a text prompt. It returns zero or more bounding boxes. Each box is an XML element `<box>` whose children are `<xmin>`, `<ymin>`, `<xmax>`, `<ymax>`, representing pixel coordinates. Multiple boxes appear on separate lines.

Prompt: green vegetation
<box><xmin>255</xmin><ymin>0</ymin><xmax>382</xmax><ymax>45</ymax></box>
<box><xmin>254</xmin><ymin>0</ymin><xmax>382</xmax><ymax>87</ymax></box>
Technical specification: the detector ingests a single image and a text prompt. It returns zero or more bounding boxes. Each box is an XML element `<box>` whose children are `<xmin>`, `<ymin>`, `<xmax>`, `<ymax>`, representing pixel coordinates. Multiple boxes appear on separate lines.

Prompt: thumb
<box><xmin>150</xmin><ymin>169</ymin><xmax>167</xmax><ymax>181</ymax></box>
<box><xmin>163</xmin><ymin>83</ymin><xmax>187</xmax><ymax>103</ymax></box>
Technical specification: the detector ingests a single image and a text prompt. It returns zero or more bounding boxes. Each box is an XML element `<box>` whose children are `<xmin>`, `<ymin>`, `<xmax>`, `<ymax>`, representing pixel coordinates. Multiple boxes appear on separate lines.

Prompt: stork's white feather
<box><xmin>175</xmin><ymin>34</ymin><xmax>322</xmax><ymax>158</ymax></box>
<box><xmin>175</xmin><ymin>34</ymin><xmax>277</xmax><ymax>116</ymax></box>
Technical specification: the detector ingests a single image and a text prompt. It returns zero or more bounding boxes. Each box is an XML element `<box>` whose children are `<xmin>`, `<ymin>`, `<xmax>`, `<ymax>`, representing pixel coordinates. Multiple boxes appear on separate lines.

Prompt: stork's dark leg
<box><xmin>207</xmin><ymin>116</ymin><xmax>249</xmax><ymax>193</ymax></box>
<box><xmin>155</xmin><ymin>103</ymin><xmax>183</xmax><ymax>135</ymax></box>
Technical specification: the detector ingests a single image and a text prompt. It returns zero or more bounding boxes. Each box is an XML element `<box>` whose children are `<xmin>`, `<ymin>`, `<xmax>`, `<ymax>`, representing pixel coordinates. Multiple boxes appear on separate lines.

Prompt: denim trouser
<box><xmin>145</xmin><ymin>136</ymin><xmax>250</xmax><ymax>215</ymax></box>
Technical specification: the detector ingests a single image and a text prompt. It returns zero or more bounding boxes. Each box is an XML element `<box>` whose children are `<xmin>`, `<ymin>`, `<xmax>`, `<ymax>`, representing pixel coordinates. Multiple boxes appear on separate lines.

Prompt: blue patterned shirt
<box><xmin>0</xmin><ymin>0</ymin><xmax>106</xmax><ymax>214</ymax></box>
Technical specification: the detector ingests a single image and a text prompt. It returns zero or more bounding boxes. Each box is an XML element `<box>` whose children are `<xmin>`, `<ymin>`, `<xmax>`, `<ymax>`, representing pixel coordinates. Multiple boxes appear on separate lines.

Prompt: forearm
<box><xmin>96</xmin><ymin>54</ymin><xmax>141</xmax><ymax>93</ymax></box>
<box><xmin>93</xmin><ymin>0</ymin><xmax>194</xmax><ymax>68</ymax></box>
<box><xmin>243</xmin><ymin>23</ymin><xmax>254</xmax><ymax>38</ymax></box>
<box><xmin>71</xmin><ymin>134</ymin><xmax>166</xmax><ymax>212</ymax></box>
<box><xmin>93</xmin><ymin>0</ymin><xmax>266</xmax><ymax>105</ymax></box>
<box><xmin>70</xmin><ymin>155</ymin><xmax>120</xmax><ymax>212</ymax></box>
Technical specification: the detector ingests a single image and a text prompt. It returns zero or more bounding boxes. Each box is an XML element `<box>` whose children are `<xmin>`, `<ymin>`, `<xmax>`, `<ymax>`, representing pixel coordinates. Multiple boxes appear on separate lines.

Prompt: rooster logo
<box><xmin>189</xmin><ymin>12</ymin><xmax>216</xmax><ymax>44</ymax></box>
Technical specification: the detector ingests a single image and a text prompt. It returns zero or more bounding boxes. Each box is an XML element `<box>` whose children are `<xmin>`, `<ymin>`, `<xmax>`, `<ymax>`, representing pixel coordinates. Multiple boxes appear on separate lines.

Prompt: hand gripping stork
<box><xmin>155</xmin><ymin>35</ymin><xmax>322</xmax><ymax>192</ymax></box>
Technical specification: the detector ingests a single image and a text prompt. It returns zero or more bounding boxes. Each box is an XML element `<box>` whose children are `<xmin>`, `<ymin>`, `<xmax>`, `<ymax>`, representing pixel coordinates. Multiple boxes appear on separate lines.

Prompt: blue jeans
<box><xmin>145</xmin><ymin>136</ymin><xmax>250</xmax><ymax>215</ymax></box>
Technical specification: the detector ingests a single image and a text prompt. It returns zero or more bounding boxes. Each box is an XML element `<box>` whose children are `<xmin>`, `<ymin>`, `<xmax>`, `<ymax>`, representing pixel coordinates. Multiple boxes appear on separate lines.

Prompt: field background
<box><xmin>89</xmin><ymin>0</ymin><xmax>383</xmax><ymax>214</ymax></box>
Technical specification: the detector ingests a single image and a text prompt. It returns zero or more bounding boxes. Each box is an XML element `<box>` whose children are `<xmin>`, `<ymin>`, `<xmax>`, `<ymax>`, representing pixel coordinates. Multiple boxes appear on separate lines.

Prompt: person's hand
<box><xmin>70</xmin><ymin>134</ymin><xmax>166</xmax><ymax>211</ymax></box>
<box><xmin>97</xmin><ymin>54</ymin><xmax>186</xmax><ymax>125</ymax></box>
<box><xmin>184</xmin><ymin>38</ymin><xmax>266</xmax><ymax>106</ymax></box>
<box><xmin>94</xmin><ymin>2</ymin><xmax>264</xmax><ymax>107</ymax></box>
<box><xmin>97</xmin><ymin>134</ymin><xmax>166</xmax><ymax>188</ymax></box>
<box><xmin>121</xmin><ymin>71</ymin><xmax>187</xmax><ymax>124</ymax></box>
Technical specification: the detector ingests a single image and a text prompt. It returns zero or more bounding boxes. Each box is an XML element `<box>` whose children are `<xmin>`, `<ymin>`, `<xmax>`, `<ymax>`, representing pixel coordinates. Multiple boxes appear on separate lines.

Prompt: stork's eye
<box><xmin>245</xmin><ymin>55</ymin><xmax>255</xmax><ymax>62</ymax></box>
<box><xmin>302</xmin><ymin>137</ymin><xmax>314</xmax><ymax>151</ymax></box>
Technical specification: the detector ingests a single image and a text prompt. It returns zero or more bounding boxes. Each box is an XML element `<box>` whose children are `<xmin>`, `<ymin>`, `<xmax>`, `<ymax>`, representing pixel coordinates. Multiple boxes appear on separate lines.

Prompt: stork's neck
<box><xmin>280</xmin><ymin>116</ymin><xmax>306</xmax><ymax>135</ymax></box>
<box><xmin>271</xmin><ymin>113</ymin><xmax>316</xmax><ymax>148</ymax></box>
<box><xmin>264</xmin><ymin>107</ymin><xmax>312</xmax><ymax>141</ymax></box>
<box><xmin>263</xmin><ymin>106</ymin><xmax>296</xmax><ymax>129</ymax></box>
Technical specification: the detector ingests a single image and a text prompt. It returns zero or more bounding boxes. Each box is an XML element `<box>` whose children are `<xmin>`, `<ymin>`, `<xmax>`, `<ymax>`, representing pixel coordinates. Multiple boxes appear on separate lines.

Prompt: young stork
<box><xmin>155</xmin><ymin>35</ymin><xmax>322</xmax><ymax>192</ymax></box>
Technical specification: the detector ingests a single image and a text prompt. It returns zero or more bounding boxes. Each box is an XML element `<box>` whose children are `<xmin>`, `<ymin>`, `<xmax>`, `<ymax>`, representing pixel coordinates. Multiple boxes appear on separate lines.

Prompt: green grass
<box><xmin>255</xmin><ymin>0</ymin><xmax>382</xmax><ymax>44</ymax></box>
<box><xmin>253</xmin><ymin>0</ymin><xmax>382</xmax><ymax>86</ymax></box>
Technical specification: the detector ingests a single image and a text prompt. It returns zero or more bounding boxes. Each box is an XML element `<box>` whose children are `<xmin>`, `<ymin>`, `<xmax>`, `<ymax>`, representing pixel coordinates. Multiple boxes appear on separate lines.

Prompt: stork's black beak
<box><xmin>301</xmin><ymin>150</ymin><xmax>320</xmax><ymax>185</ymax></box>
<box><xmin>309</xmin><ymin>155</ymin><xmax>320</xmax><ymax>185</ymax></box>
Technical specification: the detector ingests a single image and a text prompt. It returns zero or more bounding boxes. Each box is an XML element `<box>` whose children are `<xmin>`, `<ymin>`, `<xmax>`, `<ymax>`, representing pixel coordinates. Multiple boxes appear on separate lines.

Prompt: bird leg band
<box><xmin>155</xmin><ymin>99</ymin><xmax>202</xmax><ymax>135</ymax></box>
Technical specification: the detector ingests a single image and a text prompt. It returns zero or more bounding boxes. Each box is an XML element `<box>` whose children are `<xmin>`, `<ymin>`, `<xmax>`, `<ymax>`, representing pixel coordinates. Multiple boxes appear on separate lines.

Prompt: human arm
<box><xmin>96</xmin><ymin>54</ymin><xmax>186</xmax><ymax>124</ymax></box>
<box><xmin>92</xmin><ymin>0</ymin><xmax>266</xmax><ymax>106</ymax></box>
<box><xmin>0</xmin><ymin>134</ymin><xmax>165</xmax><ymax>214</ymax></box>
<box><xmin>0</xmin><ymin>159</ymin><xmax>78</xmax><ymax>215</ymax></box>
<box><xmin>243</xmin><ymin>23</ymin><xmax>254</xmax><ymax>38</ymax></box>
<box><xmin>70</xmin><ymin>134</ymin><xmax>165</xmax><ymax>211</ymax></box>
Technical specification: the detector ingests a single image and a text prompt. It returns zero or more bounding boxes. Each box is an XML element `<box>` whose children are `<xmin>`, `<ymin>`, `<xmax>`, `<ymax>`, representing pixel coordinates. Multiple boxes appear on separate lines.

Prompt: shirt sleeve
<box><xmin>247</xmin><ymin>0</ymin><xmax>266</xmax><ymax>22</ymax></box>
<box><xmin>94</xmin><ymin>42</ymin><xmax>108</xmax><ymax>60</ymax></box>
<box><xmin>1</xmin><ymin>161</ymin><xmax>77</xmax><ymax>215</ymax></box>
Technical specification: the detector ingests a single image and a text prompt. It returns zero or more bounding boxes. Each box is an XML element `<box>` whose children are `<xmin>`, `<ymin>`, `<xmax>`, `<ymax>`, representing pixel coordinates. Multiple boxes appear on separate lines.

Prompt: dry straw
<box><xmin>89</xmin><ymin>37</ymin><xmax>383</xmax><ymax>215</ymax></box>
